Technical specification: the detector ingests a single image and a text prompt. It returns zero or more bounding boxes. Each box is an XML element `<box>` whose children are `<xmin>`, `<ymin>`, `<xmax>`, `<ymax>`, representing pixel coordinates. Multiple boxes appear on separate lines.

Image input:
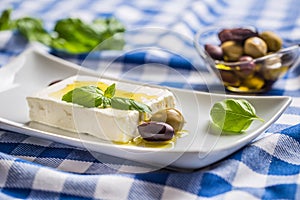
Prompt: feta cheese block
<box><xmin>26</xmin><ymin>75</ymin><xmax>175</xmax><ymax>143</ymax></box>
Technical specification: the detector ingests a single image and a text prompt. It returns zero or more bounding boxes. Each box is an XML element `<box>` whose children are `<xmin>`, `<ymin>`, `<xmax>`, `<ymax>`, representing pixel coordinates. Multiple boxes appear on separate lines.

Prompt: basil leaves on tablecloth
<box><xmin>0</xmin><ymin>8</ymin><xmax>12</xmax><ymax>30</ymax></box>
<box><xmin>210</xmin><ymin>99</ymin><xmax>264</xmax><ymax>133</ymax></box>
<box><xmin>62</xmin><ymin>84</ymin><xmax>151</xmax><ymax>113</ymax></box>
<box><xmin>0</xmin><ymin>8</ymin><xmax>125</xmax><ymax>53</ymax></box>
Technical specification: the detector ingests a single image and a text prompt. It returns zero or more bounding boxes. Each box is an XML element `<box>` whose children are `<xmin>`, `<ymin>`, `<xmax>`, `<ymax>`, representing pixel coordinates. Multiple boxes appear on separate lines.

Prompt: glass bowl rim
<box><xmin>193</xmin><ymin>25</ymin><xmax>300</xmax><ymax>66</ymax></box>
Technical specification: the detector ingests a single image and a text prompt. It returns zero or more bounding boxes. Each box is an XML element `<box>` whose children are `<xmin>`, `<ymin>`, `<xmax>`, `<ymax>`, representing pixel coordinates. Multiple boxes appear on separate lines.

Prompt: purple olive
<box><xmin>205</xmin><ymin>44</ymin><xmax>223</xmax><ymax>60</ymax></box>
<box><xmin>235</xmin><ymin>56</ymin><xmax>256</xmax><ymax>78</ymax></box>
<box><xmin>218</xmin><ymin>70</ymin><xmax>240</xmax><ymax>86</ymax></box>
<box><xmin>239</xmin><ymin>55</ymin><xmax>253</xmax><ymax>62</ymax></box>
<box><xmin>137</xmin><ymin>121</ymin><xmax>174</xmax><ymax>141</ymax></box>
<box><xmin>218</xmin><ymin>28</ymin><xmax>258</xmax><ymax>43</ymax></box>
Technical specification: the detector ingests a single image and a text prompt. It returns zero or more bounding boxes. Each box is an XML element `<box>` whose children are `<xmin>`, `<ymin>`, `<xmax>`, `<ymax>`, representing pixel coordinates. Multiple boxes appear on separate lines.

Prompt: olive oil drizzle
<box><xmin>49</xmin><ymin>81</ymin><xmax>158</xmax><ymax>102</ymax></box>
<box><xmin>115</xmin><ymin>130</ymin><xmax>188</xmax><ymax>149</ymax></box>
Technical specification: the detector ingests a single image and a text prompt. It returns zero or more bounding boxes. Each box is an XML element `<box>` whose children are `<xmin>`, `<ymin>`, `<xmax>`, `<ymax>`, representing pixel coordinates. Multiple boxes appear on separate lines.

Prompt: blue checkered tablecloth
<box><xmin>1</xmin><ymin>0</ymin><xmax>300</xmax><ymax>199</ymax></box>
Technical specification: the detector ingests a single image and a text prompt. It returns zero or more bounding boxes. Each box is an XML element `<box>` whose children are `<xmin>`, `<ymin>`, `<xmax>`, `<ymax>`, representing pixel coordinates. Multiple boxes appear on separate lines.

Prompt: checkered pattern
<box><xmin>1</xmin><ymin>0</ymin><xmax>300</xmax><ymax>199</ymax></box>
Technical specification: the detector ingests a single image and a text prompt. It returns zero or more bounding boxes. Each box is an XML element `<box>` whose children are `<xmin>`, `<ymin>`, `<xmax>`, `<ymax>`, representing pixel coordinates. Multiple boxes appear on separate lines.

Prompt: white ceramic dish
<box><xmin>0</xmin><ymin>48</ymin><xmax>292</xmax><ymax>170</ymax></box>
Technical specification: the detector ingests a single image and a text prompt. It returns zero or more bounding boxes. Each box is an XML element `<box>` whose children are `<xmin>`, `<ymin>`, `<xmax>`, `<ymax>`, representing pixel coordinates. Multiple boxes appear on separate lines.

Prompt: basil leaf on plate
<box><xmin>210</xmin><ymin>99</ymin><xmax>264</xmax><ymax>133</ymax></box>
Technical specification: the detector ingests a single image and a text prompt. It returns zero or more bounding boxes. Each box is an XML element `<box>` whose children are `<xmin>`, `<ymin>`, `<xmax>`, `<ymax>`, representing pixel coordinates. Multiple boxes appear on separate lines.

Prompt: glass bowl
<box><xmin>194</xmin><ymin>25</ymin><xmax>300</xmax><ymax>93</ymax></box>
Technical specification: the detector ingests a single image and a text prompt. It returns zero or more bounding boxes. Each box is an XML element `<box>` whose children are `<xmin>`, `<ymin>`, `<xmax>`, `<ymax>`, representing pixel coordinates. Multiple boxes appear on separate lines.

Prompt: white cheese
<box><xmin>26</xmin><ymin>75</ymin><xmax>175</xmax><ymax>143</ymax></box>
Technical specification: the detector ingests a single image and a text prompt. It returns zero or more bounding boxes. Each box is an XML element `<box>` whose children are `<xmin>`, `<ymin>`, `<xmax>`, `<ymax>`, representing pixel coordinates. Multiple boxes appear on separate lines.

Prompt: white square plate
<box><xmin>0</xmin><ymin>48</ymin><xmax>291</xmax><ymax>170</ymax></box>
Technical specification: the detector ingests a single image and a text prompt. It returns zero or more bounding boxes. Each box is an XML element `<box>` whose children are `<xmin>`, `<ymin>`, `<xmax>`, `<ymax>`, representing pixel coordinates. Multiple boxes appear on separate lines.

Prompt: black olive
<box><xmin>137</xmin><ymin>121</ymin><xmax>174</xmax><ymax>141</ymax></box>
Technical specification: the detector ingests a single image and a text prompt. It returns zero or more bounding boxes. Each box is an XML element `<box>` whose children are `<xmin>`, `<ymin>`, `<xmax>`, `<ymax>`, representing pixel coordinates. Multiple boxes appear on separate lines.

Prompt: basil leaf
<box><xmin>53</xmin><ymin>17</ymin><xmax>125</xmax><ymax>53</ymax></box>
<box><xmin>104</xmin><ymin>83</ymin><xmax>115</xmax><ymax>98</ymax></box>
<box><xmin>15</xmin><ymin>17</ymin><xmax>52</xmax><ymax>45</ymax></box>
<box><xmin>129</xmin><ymin>99</ymin><xmax>152</xmax><ymax>113</ymax></box>
<box><xmin>0</xmin><ymin>9</ymin><xmax>12</xmax><ymax>30</ymax></box>
<box><xmin>110</xmin><ymin>97</ymin><xmax>131</xmax><ymax>110</ymax></box>
<box><xmin>62</xmin><ymin>86</ymin><xmax>103</xmax><ymax>108</ymax></box>
<box><xmin>210</xmin><ymin>99</ymin><xmax>264</xmax><ymax>133</ymax></box>
<box><xmin>111</xmin><ymin>97</ymin><xmax>151</xmax><ymax>113</ymax></box>
<box><xmin>0</xmin><ymin>9</ymin><xmax>125</xmax><ymax>54</ymax></box>
<box><xmin>54</xmin><ymin>18</ymin><xmax>99</xmax><ymax>47</ymax></box>
<box><xmin>61</xmin><ymin>85</ymin><xmax>151</xmax><ymax>113</ymax></box>
<box><xmin>102</xmin><ymin>97</ymin><xmax>111</xmax><ymax>108</ymax></box>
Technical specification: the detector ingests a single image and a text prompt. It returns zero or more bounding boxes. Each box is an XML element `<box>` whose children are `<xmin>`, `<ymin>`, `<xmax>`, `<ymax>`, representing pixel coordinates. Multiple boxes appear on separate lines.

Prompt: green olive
<box><xmin>221</xmin><ymin>41</ymin><xmax>244</xmax><ymax>61</ymax></box>
<box><xmin>151</xmin><ymin>108</ymin><xmax>184</xmax><ymax>132</ymax></box>
<box><xmin>244</xmin><ymin>37</ymin><xmax>267</xmax><ymax>58</ymax></box>
<box><xmin>259</xmin><ymin>31</ymin><xmax>282</xmax><ymax>52</ymax></box>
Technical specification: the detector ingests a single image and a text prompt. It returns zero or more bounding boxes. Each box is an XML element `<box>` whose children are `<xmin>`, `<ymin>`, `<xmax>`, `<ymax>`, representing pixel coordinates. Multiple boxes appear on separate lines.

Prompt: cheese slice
<box><xmin>26</xmin><ymin>75</ymin><xmax>175</xmax><ymax>143</ymax></box>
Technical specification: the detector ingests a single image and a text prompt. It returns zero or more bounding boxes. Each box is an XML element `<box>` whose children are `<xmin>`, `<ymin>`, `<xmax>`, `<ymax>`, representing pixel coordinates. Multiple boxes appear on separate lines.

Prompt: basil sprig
<box><xmin>0</xmin><ymin>9</ymin><xmax>125</xmax><ymax>53</ymax></box>
<box><xmin>62</xmin><ymin>84</ymin><xmax>151</xmax><ymax>113</ymax></box>
<box><xmin>210</xmin><ymin>99</ymin><xmax>264</xmax><ymax>133</ymax></box>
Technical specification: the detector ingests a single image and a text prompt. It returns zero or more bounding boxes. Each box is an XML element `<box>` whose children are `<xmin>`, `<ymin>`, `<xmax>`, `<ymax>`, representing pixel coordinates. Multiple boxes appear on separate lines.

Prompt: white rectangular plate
<box><xmin>0</xmin><ymin>48</ymin><xmax>292</xmax><ymax>170</ymax></box>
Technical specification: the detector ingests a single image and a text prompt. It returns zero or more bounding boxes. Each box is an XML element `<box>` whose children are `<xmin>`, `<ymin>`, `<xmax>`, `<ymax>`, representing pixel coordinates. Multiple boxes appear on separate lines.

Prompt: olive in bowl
<box><xmin>194</xmin><ymin>26</ymin><xmax>299</xmax><ymax>93</ymax></box>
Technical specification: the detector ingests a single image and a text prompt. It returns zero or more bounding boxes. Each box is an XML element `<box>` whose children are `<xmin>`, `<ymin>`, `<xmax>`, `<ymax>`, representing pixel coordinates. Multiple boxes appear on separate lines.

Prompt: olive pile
<box><xmin>204</xmin><ymin>28</ymin><xmax>289</xmax><ymax>92</ymax></box>
<box><xmin>205</xmin><ymin>28</ymin><xmax>282</xmax><ymax>62</ymax></box>
<box><xmin>137</xmin><ymin>108</ymin><xmax>185</xmax><ymax>142</ymax></box>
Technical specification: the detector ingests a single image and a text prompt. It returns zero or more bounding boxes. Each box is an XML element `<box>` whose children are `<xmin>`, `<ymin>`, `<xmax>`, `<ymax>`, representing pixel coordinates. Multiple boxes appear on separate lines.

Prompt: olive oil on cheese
<box><xmin>49</xmin><ymin>81</ymin><xmax>158</xmax><ymax>102</ymax></box>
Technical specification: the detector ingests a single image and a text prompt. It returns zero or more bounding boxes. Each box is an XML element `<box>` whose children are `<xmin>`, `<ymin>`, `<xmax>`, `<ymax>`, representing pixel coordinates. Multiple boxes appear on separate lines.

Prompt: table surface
<box><xmin>0</xmin><ymin>0</ymin><xmax>300</xmax><ymax>199</ymax></box>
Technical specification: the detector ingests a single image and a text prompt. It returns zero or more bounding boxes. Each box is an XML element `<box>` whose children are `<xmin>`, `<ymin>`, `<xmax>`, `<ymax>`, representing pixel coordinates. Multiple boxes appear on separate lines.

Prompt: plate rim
<box><xmin>0</xmin><ymin>47</ymin><xmax>293</xmax><ymax>168</ymax></box>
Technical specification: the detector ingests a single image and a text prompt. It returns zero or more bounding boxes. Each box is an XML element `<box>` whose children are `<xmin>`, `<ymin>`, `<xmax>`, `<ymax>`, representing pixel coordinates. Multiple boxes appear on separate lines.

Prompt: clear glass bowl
<box><xmin>194</xmin><ymin>26</ymin><xmax>300</xmax><ymax>93</ymax></box>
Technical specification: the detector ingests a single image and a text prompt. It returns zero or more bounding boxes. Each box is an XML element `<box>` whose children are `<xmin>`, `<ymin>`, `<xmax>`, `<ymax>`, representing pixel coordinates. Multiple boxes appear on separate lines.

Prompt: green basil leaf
<box><xmin>111</xmin><ymin>97</ymin><xmax>151</xmax><ymax>113</ymax></box>
<box><xmin>110</xmin><ymin>97</ymin><xmax>131</xmax><ymax>110</ymax></box>
<box><xmin>61</xmin><ymin>84</ymin><xmax>151</xmax><ymax>113</ymax></box>
<box><xmin>15</xmin><ymin>17</ymin><xmax>52</xmax><ymax>45</ymax></box>
<box><xmin>129</xmin><ymin>99</ymin><xmax>152</xmax><ymax>113</ymax></box>
<box><xmin>0</xmin><ymin>9</ymin><xmax>126</xmax><ymax>54</ymax></box>
<box><xmin>104</xmin><ymin>83</ymin><xmax>115</xmax><ymax>98</ymax></box>
<box><xmin>102</xmin><ymin>97</ymin><xmax>111</xmax><ymax>108</ymax></box>
<box><xmin>53</xmin><ymin>17</ymin><xmax>125</xmax><ymax>53</ymax></box>
<box><xmin>54</xmin><ymin>18</ymin><xmax>100</xmax><ymax>45</ymax></box>
<box><xmin>0</xmin><ymin>9</ymin><xmax>12</xmax><ymax>30</ymax></box>
<box><xmin>51</xmin><ymin>38</ymin><xmax>92</xmax><ymax>54</ymax></box>
<box><xmin>106</xmin><ymin>18</ymin><xmax>126</xmax><ymax>34</ymax></box>
<box><xmin>62</xmin><ymin>85</ymin><xmax>103</xmax><ymax>108</ymax></box>
<box><xmin>210</xmin><ymin>99</ymin><xmax>264</xmax><ymax>133</ymax></box>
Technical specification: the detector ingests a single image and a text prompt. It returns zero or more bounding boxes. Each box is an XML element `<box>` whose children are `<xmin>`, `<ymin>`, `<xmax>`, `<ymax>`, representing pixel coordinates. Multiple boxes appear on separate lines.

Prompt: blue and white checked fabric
<box><xmin>1</xmin><ymin>0</ymin><xmax>300</xmax><ymax>199</ymax></box>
